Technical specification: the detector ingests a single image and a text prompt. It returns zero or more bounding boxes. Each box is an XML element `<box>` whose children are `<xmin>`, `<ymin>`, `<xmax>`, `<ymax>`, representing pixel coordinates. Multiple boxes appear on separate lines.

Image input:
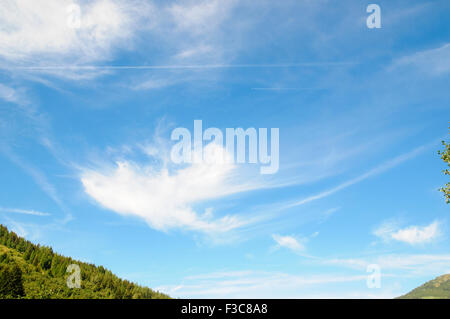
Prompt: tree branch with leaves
<box><xmin>438</xmin><ymin>128</ymin><xmax>450</xmax><ymax>204</ymax></box>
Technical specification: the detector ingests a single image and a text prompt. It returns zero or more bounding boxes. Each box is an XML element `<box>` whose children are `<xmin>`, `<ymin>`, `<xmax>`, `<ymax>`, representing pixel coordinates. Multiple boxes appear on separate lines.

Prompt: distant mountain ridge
<box><xmin>0</xmin><ymin>224</ymin><xmax>169</xmax><ymax>299</ymax></box>
<box><xmin>398</xmin><ymin>274</ymin><xmax>450</xmax><ymax>299</ymax></box>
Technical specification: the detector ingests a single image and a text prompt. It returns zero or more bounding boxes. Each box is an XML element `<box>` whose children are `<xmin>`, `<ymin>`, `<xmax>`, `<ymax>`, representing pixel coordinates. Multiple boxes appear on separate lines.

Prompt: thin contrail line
<box><xmin>6</xmin><ymin>62</ymin><xmax>358</xmax><ymax>70</ymax></box>
<box><xmin>252</xmin><ymin>87</ymin><xmax>326</xmax><ymax>91</ymax></box>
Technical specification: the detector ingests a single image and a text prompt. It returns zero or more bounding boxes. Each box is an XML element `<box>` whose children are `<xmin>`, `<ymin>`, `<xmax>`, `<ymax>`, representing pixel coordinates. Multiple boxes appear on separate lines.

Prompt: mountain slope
<box><xmin>0</xmin><ymin>224</ymin><xmax>169</xmax><ymax>299</ymax></box>
<box><xmin>398</xmin><ymin>274</ymin><xmax>450</xmax><ymax>299</ymax></box>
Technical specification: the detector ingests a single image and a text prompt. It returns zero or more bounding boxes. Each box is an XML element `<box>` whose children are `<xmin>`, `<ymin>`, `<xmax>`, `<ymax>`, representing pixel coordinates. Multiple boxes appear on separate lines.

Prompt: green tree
<box><xmin>0</xmin><ymin>262</ymin><xmax>25</xmax><ymax>298</ymax></box>
<box><xmin>0</xmin><ymin>264</ymin><xmax>11</xmax><ymax>297</ymax></box>
<box><xmin>438</xmin><ymin>130</ymin><xmax>450</xmax><ymax>204</ymax></box>
<box><xmin>9</xmin><ymin>263</ymin><xmax>25</xmax><ymax>297</ymax></box>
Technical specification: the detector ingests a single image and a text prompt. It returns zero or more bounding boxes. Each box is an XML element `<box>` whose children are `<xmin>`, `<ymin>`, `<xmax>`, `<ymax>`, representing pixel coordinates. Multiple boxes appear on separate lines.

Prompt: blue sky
<box><xmin>0</xmin><ymin>0</ymin><xmax>449</xmax><ymax>298</ymax></box>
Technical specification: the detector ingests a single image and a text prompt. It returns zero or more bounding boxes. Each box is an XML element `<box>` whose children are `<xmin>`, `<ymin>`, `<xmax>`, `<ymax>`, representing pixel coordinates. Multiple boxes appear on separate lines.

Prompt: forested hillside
<box><xmin>398</xmin><ymin>274</ymin><xmax>450</xmax><ymax>299</ymax></box>
<box><xmin>0</xmin><ymin>224</ymin><xmax>169</xmax><ymax>299</ymax></box>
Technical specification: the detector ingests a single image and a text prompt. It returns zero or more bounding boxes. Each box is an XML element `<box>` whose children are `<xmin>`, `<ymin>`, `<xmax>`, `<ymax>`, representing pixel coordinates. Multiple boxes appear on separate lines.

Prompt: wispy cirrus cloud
<box><xmin>0</xmin><ymin>82</ymin><xmax>72</xmax><ymax>223</ymax></box>
<box><xmin>80</xmin><ymin>135</ymin><xmax>436</xmax><ymax>240</ymax></box>
<box><xmin>327</xmin><ymin>253</ymin><xmax>450</xmax><ymax>276</ymax></box>
<box><xmin>156</xmin><ymin>270</ymin><xmax>370</xmax><ymax>299</ymax></box>
<box><xmin>81</xmin><ymin>142</ymin><xmax>266</xmax><ymax>236</ymax></box>
<box><xmin>392</xmin><ymin>43</ymin><xmax>450</xmax><ymax>76</ymax></box>
<box><xmin>0</xmin><ymin>83</ymin><xmax>25</xmax><ymax>104</ymax></box>
<box><xmin>0</xmin><ymin>207</ymin><xmax>50</xmax><ymax>216</ymax></box>
<box><xmin>0</xmin><ymin>0</ymin><xmax>237</xmax><ymax>67</ymax></box>
<box><xmin>284</xmin><ymin>142</ymin><xmax>431</xmax><ymax>209</ymax></box>
<box><xmin>0</xmin><ymin>0</ymin><xmax>244</xmax><ymax>87</ymax></box>
<box><xmin>166</xmin><ymin>0</ymin><xmax>238</xmax><ymax>63</ymax></box>
<box><xmin>0</xmin><ymin>146</ymin><xmax>72</xmax><ymax>223</ymax></box>
<box><xmin>157</xmin><ymin>250</ymin><xmax>450</xmax><ymax>298</ymax></box>
<box><xmin>0</xmin><ymin>0</ymin><xmax>153</xmax><ymax>79</ymax></box>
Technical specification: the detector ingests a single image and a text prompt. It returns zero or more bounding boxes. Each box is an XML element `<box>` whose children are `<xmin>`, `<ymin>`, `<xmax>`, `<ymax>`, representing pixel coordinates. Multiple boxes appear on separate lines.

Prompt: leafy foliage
<box><xmin>438</xmin><ymin>129</ymin><xmax>450</xmax><ymax>204</ymax></box>
<box><xmin>0</xmin><ymin>224</ymin><xmax>170</xmax><ymax>299</ymax></box>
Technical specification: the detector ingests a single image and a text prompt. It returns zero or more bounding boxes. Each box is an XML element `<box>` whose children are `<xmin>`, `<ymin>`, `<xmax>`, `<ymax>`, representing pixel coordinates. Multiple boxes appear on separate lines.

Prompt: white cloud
<box><xmin>0</xmin><ymin>0</ymin><xmax>241</xmax><ymax>84</ymax></box>
<box><xmin>272</xmin><ymin>234</ymin><xmax>305</xmax><ymax>253</ymax></box>
<box><xmin>0</xmin><ymin>0</ymin><xmax>236</xmax><ymax>63</ymax></box>
<box><xmin>0</xmin><ymin>0</ymin><xmax>151</xmax><ymax>78</ymax></box>
<box><xmin>394</xmin><ymin>43</ymin><xmax>450</xmax><ymax>75</ymax></box>
<box><xmin>391</xmin><ymin>222</ymin><xmax>441</xmax><ymax>245</ymax></box>
<box><xmin>81</xmin><ymin>142</ymin><xmax>262</xmax><ymax>235</ymax></box>
<box><xmin>373</xmin><ymin>220</ymin><xmax>442</xmax><ymax>245</ymax></box>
